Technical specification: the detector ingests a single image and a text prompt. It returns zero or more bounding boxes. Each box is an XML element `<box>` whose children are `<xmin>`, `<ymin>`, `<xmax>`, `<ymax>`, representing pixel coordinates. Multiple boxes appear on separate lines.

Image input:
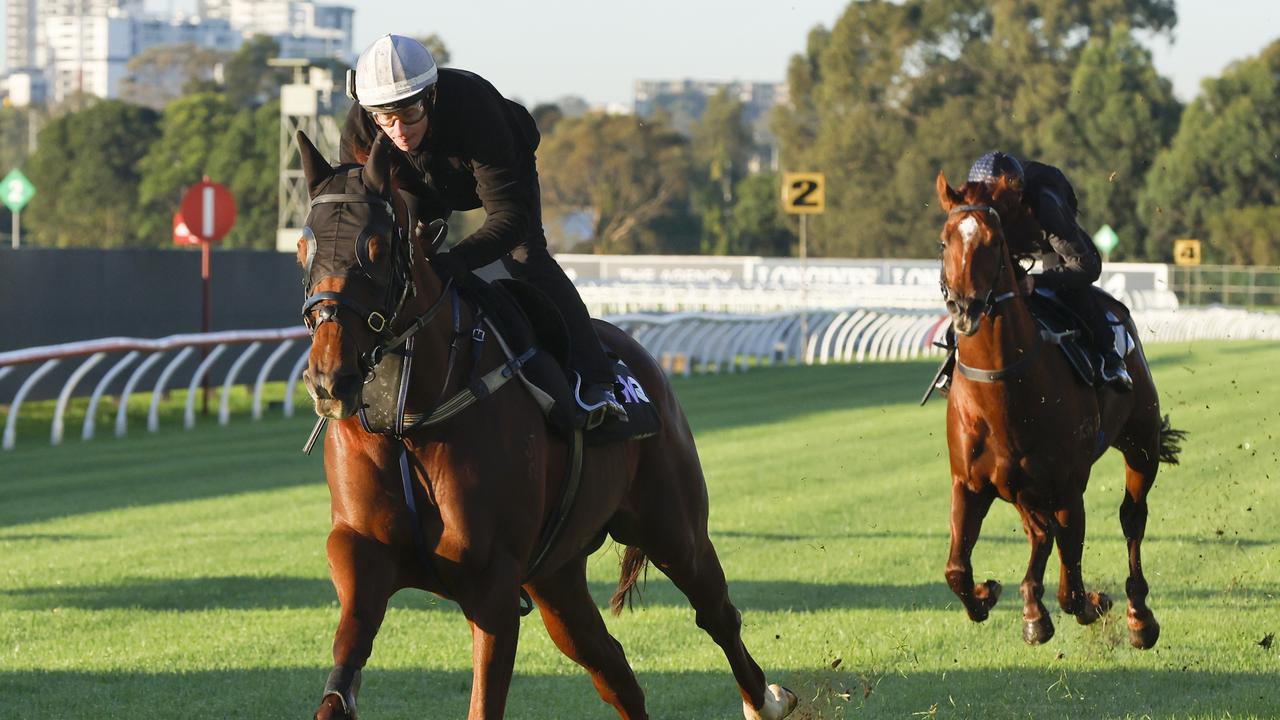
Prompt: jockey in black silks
<box><xmin>933</xmin><ymin>151</ymin><xmax>1133</xmax><ymax>396</ymax></box>
<box><xmin>339</xmin><ymin>34</ymin><xmax>627</xmax><ymax>428</ymax></box>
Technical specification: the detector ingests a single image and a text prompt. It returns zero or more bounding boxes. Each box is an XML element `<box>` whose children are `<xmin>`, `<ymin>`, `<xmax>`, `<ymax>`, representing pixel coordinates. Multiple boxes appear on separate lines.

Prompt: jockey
<box><xmin>968</xmin><ymin>151</ymin><xmax>1133</xmax><ymax>391</ymax></box>
<box><xmin>339</xmin><ymin>34</ymin><xmax>626</xmax><ymax>426</ymax></box>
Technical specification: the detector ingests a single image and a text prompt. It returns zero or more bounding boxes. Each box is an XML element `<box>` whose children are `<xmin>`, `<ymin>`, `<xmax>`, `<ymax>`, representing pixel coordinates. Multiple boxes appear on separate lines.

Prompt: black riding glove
<box><xmin>432</xmin><ymin>251</ymin><xmax>470</xmax><ymax>282</ymax></box>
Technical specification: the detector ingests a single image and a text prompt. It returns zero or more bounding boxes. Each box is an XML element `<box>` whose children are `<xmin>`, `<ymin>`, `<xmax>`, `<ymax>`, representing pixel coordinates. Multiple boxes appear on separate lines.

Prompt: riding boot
<box><xmin>1078</xmin><ymin>293</ymin><xmax>1133</xmax><ymax>392</ymax></box>
<box><xmin>1100</xmin><ymin>350</ymin><xmax>1133</xmax><ymax>392</ymax></box>
<box><xmin>504</xmin><ymin>243</ymin><xmax>627</xmax><ymax>427</ymax></box>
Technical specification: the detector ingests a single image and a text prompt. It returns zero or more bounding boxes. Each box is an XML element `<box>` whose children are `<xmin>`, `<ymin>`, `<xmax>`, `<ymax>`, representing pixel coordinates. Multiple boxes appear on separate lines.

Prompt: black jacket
<box><xmin>341</xmin><ymin>68</ymin><xmax>542</xmax><ymax>270</ymax></box>
<box><xmin>1021</xmin><ymin>161</ymin><xmax>1101</xmax><ymax>293</ymax></box>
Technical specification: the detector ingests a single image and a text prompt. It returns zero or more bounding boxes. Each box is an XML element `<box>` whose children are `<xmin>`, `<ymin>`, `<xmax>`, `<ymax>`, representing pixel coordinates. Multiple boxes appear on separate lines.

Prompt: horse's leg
<box><xmin>1054</xmin><ymin>493</ymin><xmax>1113</xmax><ymax>626</ymax></box>
<box><xmin>944</xmin><ymin>482</ymin><xmax>1001</xmax><ymax>622</ymax></box>
<box><xmin>649</xmin><ymin>533</ymin><xmax>797</xmax><ymax>720</ymax></box>
<box><xmin>314</xmin><ymin>525</ymin><xmax>398</xmax><ymax>720</ymax></box>
<box><xmin>526</xmin><ymin>557</ymin><xmax>648</xmax><ymax>719</ymax></box>
<box><xmin>1016</xmin><ymin>506</ymin><xmax>1057</xmax><ymax>645</ymax></box>
<box><xmin>457</xmin><ymin>555</ymin><xmax>524</xmax><ymax>720</ymax></box>
<box><xmin>1118</xmin><ymin>444</ymin><xmax>1161</xmax><ymax>649</ymax></box>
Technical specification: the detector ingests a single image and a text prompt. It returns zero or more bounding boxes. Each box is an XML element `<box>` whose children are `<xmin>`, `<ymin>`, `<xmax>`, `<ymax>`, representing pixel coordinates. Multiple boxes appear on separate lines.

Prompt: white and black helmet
<box><xmin>348</xmin><ymin>34</ymin><xmax>438</xmax><ymax>111</ymax></box>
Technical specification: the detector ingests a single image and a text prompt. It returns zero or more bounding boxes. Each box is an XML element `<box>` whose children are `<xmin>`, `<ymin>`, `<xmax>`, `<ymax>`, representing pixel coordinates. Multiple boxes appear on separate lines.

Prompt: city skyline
<box><xmin>0</xmin><ymin>0</ymin><xmax>1275</xmax><ymax>108</ymax></box>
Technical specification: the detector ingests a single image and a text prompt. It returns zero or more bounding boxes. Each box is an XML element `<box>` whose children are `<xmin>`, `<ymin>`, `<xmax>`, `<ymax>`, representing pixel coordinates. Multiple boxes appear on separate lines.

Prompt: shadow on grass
<box><xmin>711</xmin><ymin>528</ymin><xmax>1278</xmax><ymax>549</ymax></box>
<box><xmin>0</xmin><ymin>416</ymin><xmax>322</xmax><ymax>529</ymax></box>
<box><xmin>4</xmin><ymin>558</ymin><xmax>1271</xmax><ymax>614</ymax></box>
<box><xmin>674</xmin><ymin>361</ymin><xmax>940</xmax><ymax>434</ymax></box>
<box><xmin>1</xmin><ymin>665</ymin><xmax>1273</xmax><ymax>719</ymax></box>
<box><xmin>0</xmin><ymin>574</ymin><xmax>956</xmax><ymax>614</ymax></box>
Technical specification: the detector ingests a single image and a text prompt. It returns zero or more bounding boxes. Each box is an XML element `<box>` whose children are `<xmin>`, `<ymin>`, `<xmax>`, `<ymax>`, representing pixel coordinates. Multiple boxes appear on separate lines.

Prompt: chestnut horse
<box><xmin>934</xmin><ymin>172</ymin><xmax>1183</xmax><ymax>648</ymax></box>
<box><xmin>292</xmin><ymin>131</ymin><xmax>797</xmax><ymax>720</ymax></box>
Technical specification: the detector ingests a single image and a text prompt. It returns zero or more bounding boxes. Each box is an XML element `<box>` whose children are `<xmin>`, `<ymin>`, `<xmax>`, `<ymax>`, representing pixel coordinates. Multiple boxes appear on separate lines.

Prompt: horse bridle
<box><xmin>300</xmin><ymin>190</ymin><xmax>453</xmax><ymax>376</ymax></box>
<box><xmin>943</xmin><ymin>203</ymin><xmax>1046</xmax><ymax>382</ymax></box>
<box><xmin>940</xmin><ymin>203</ymin><xmax>1019</xmax><ymax>317</ymax></box>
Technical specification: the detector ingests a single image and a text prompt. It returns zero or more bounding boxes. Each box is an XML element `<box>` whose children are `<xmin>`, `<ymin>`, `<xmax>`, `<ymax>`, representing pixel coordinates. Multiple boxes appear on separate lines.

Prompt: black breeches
<box><xmin>1054</xmin><ymin>287</ymin><xmax>1115</xmax><ymax>353</ymax></box>
<box><xmin>502</xmin><ymin>240</ymin><xmax>614</xmax><ymax>384</ymax></box>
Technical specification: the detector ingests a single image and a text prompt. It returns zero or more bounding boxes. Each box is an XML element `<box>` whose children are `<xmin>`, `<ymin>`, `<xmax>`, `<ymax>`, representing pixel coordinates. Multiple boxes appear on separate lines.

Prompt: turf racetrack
<box><xmin>2</xmin><ymin>341</ymin><xmax>1277</xmax><ymax>719</ymax></box>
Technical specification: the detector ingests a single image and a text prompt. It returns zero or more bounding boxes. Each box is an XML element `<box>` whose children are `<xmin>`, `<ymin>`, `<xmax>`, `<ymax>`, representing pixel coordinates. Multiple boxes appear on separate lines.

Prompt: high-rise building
<box><xmin>634</xmin><ymin>79</ymin><xmax>787</xmax><ymax>170</ymax></box>
<box><xmin>4</xmin><ymin>0</ymin><xmax>352</xmax><ymax>107</ymax></box>
<box><xmin>219</xmin><ymin>0</ymin><xmax>353</xmax><ymax>59</ymax></box>
<box><xmin>5</xmin><ymin>0</ymin><xmax>143</xmax><ymax>73</ymax></box>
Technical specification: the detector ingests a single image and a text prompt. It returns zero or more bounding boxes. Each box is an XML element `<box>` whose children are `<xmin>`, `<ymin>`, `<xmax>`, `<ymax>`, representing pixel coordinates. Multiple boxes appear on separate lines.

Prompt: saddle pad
<box><xmin>584</xmin><ymin>354</ymin><xmax>663</xmax><ymax>446</ymax></box>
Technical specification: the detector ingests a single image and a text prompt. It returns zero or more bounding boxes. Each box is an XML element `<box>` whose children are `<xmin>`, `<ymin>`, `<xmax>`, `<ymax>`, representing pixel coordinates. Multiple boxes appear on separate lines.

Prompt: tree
<box><xmin>222</xmin><ymin>35</ymin><xmax>292</xmax><ymax>109</ymax></box>
<box><xmin>530</xmin><ymin>103</ymin><xmax>564</xmax><ymax>136</ymax></box>
<box><xmin>119</xmin><ymin>43</ymin><xmax>230</xmax><ymax>110</ymax></box>
<box><xmin>1141</xmin><ymin>40</ymin><xmax>1280</xmax><ymax>263</ymax></box>
<box><xmin>730</xmin><ymin>172</ymin><xmax>794</xmax><ymax>256</ymax></box>
<box><xmin>538</xmin><ymin>112</ymin><xmax>694</xmax><ymax>254</ymax></box>
<box><xmin>135</xmin><ymin>93</ymin><xmax>236</xmax><ymax>245</ymax></box>
<box><xmin>689</xmin><ymin>89</ymin><xmax>753</xmax><ymax>254</ymax></box>
<box><xmin>773</xmin><ymin>0</ymin><xmax>1178</xmax><ymax>258</ymax></box>
<box><xmin>0</xmin><ymin>105</ymin><xmax>40</xmax><ymax>174</ymax></box>
<box><xmin>206</xmin><ymin>100</ymin><xmax>280</xmax><ymax>249</ymax></box>
<box><xmin>414</xmin><ymin>34</ymin><xmax>450</xmax><ymax>65</ymax></box>
<box><xmin>1040</xmin><ymin>25</ymin><xmax>1181</xmax><ymax>260</ymax></box>
<box><xmin>24</xmin><ymin>101</ymin><xmax>160</xmax><ymax>247</ymax></box>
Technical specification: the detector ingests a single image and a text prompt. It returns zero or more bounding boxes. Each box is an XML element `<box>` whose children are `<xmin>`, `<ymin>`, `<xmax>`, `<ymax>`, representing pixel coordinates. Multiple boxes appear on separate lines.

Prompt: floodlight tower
<box><xmin>272</xmin><ymin>57</ymin><xmax>347</xmax><ymax>251</ymax></box>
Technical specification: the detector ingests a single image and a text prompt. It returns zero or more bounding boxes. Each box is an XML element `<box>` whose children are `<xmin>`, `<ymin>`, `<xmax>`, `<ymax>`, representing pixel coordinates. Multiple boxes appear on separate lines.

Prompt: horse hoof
<box><xmin>743</xmin><ymin>683</ymin><xmax>798</xmax><ymax>720</ymax></box>
<box><xmin>966</xmin><ymin>579</ymin><xmax>1002</xmax><ymax>622</ymax></box>
<box><xmin>1129</xmin><ymin>618</ymin><xmax>1161</xmax><ymax>649</ymax></box>
<box><xmin>1075</xmin><ymin>591</ymin><xmax>1113</xmax><ymax>626</ymax></box>
<box><xmin>1023</xmin><ymin>615</ymin><xmax>1055</xmax><ymax>645</ymax></box>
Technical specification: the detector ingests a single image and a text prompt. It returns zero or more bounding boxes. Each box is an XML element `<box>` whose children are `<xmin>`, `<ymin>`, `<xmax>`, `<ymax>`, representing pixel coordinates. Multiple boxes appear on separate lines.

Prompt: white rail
<box><xmin>0</xmin><ymin>328</ymin><xmax>309</xmax><ymax>450</ymax></box>
<box><xmin>4</xmin><ymin>306</ymin><xmax>1278</xmax><ymax>450</ymax></box>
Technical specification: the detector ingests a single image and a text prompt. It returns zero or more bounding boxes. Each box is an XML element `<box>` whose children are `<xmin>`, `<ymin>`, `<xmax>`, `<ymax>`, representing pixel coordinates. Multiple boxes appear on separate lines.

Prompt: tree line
<box><xmin>1</xmin><ymin>5</ymin><xmax>1277</xmax><ymax>264</ymax></box>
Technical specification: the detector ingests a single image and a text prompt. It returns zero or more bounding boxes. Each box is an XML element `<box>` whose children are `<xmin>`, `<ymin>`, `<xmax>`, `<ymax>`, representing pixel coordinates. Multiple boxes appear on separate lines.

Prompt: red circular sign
<box><xmin>179</xmin><ymin>178</ymin><xmax>237</xmax><ymax>243</ymax></box>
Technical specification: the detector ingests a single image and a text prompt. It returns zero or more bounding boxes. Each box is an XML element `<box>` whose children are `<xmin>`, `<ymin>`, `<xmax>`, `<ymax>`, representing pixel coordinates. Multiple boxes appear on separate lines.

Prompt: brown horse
<box><xmin>933</xmin><ymin>172</ymin><xmax>1183</xmax><ymax>648</ymax></box>
<box><xmin>292</xmin><ymin>131</ymin><xmax>798</xmax><ymax>720</ymax></box>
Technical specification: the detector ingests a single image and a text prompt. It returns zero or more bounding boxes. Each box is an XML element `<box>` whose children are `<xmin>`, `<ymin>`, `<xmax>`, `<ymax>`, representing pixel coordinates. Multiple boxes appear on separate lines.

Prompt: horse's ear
<box><xmin>296</xmin><ymin>131</ymin><xmax>331</xmax><ymax>198</ymax></box>
<box><xmin>936</xmin><ymin>171</ymin><xmax>963</xmax><ymax>213</ymax></box>
<box><xmin>364</xmin><ymin>135</ymin><xmax>392</xmax><ymax>198</ymax></box>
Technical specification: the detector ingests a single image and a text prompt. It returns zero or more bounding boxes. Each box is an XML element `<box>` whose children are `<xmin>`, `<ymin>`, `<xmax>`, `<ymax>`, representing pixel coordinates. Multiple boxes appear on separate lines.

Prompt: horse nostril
<box><xmin>308</xmin><ymin>375</ymin><xmax>333</xmax><ymax>400</ymax></box>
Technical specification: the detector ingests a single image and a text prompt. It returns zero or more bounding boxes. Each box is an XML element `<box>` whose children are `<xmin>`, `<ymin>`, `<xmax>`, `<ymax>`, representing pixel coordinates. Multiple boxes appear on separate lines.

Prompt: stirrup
<box><xmin>573</xmin><ymin>374</ymin><xmax>627</xmax><ymax>429</ymax></box>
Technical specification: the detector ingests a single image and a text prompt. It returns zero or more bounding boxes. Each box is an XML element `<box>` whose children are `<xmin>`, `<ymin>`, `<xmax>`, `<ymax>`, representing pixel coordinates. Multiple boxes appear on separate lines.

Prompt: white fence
<box><xmin>0</xmin><ymin>328</ymin><xmax>309</xmax><ymax>450</ymax></box>
<box><xmin>3</xmin><ymin>307</ymin><xmax>1279</xmax><ymax>450</ymax></box>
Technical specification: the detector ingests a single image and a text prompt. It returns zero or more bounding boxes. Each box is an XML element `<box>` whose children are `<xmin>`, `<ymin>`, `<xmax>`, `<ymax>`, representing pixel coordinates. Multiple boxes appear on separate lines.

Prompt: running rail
<box><xmin>4</xmin><ymin>307</ymin><xmax>1279</xmax><ymax>450</ymax></box>
<box><xmin>0</xmin><ymin>328</ymin><xmax>309</xmax><ymax>450</ymax></box>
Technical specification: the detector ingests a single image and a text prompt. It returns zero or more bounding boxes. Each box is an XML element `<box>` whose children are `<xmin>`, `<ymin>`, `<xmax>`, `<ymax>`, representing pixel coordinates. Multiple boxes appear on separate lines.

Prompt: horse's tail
<box><xmin>609</xmin><ymin>545</ymin><xmax>649</xmax><ymax>616</ymax></box>
<box><xmin>1158</xmin><ymin>414</ymin><xmax>1187</xmax><ymax>465</ymax></box>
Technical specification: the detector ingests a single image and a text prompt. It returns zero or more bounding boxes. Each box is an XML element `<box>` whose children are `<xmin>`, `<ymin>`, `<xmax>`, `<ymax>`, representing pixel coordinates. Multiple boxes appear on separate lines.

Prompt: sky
<box><xmin>2</xmin><ymin>0</ymin><xmax>1276</xmax><ymax>107</ymax></box>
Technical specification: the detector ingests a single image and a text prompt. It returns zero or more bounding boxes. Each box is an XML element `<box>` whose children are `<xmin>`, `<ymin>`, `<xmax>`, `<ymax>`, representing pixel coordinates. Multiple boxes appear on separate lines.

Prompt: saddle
<box><xmin>920</xmin><ymin>286</ymin><xmax>1134</xmax><ymax>404</ymax></box>
<box><xmin>1027</xmin><ymin>287</ymin><xmax>1134</xmax><ymax>388</ymax></box>
<box><xmin>457</xmin><ymin>274</ymin><xmax>662</xmax><ymax>446</ymax></box>
<box><xmin>358</xmin><ymin>268</ymin><xmax>661</xmax><ymax>445</ymax></box>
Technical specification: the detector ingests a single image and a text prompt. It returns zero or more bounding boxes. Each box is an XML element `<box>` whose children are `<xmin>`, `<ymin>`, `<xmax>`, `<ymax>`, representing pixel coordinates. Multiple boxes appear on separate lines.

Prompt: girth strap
<box><xmin>524</xmin><ymin>428</ymin><xmax>585</xmax><ymax>584</ymax></box>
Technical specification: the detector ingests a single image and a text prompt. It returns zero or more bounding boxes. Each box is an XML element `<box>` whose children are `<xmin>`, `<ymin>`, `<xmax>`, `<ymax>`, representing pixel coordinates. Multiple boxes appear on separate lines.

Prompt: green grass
<box><xmin>1</xmin><ymin>342</ymin><xmax>1278</xmax><ymax>719</ymax></box>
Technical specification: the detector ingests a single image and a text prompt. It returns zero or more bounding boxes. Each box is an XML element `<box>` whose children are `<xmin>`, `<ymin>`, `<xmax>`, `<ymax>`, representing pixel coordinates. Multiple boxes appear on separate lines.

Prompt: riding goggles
<box><xmin>370</xmin><ymin>98</ymin><xmax>428</xmax><ymax>128</ymax></box>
